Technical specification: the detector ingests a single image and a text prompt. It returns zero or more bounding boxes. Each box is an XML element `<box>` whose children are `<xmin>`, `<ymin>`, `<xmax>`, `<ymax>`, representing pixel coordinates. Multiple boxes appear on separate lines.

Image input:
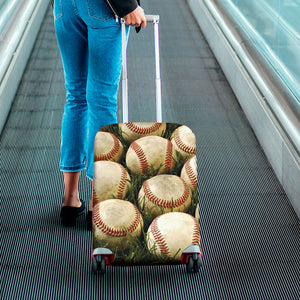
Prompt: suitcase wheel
<box><xmin>92</xmin><ymin>248</ymin><xmax>114</xmax><ymax>274</ymax></box>
<box><xmin>92</xmin><ymin>255</ymin><xmax>106</xmax><ymax>274</ymax></box>
<box><xmin>186</xmin><ymin>253</ymin><xmax>202</xmax><ymax>273</ymax></box>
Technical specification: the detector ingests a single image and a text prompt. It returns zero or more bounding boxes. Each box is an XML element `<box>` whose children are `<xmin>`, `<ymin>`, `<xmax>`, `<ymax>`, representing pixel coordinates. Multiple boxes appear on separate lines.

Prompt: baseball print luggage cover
<box><xmin>92</xmin><ymin>122</ymin><xmax>201</xmax><ymax>269</ymax></box>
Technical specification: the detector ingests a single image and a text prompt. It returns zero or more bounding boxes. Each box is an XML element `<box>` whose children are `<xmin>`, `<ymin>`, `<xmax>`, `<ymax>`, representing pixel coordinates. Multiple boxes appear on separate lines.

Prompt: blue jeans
<box><xmin>54</xmin><ymin>0</ymin><xmax>128</xmax><ymax>180</ymax></box>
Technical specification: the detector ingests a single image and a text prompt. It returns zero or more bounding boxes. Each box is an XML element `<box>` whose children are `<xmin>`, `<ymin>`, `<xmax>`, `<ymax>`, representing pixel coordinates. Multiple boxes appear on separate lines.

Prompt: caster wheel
<box><xmin>100</xmin><ymin>257</ymin><xmax>106</xmax><ymax>273</ymax></box>
<box><xmin>186</xmin><ymin>256</ymin><xmax>194</xmax><ymax>273</ymax></box>
<box><xmin>92</xmin><ymin>257</ymin><xmax>98</xmax><ymax>274</ymax></box>
<box><xmin>92</xmin><ymin>255</ymin><xmax>106</xmax><ymax>274</ymax></box>
<box><xmin>186</xmin><ymin>254</ymin><xmax>202</xmax><ymax>273</ymax></box>
<box><xmin>193</xmin><ymin>256</ymin><xmax>202</xmax><ymax>272</ymax></box>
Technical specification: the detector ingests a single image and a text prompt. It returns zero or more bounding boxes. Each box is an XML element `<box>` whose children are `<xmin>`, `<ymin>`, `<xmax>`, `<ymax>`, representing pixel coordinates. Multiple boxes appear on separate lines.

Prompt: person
<box><xmin>53</xmin><ymin>0</ymin><xmax>146</xmax><ymax>227</ymax></box>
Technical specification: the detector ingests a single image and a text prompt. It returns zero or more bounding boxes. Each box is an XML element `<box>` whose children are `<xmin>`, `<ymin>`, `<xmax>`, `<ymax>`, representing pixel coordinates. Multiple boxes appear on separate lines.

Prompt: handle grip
<box><xmin>145</xmin><ymin>15</ymin><xmax>159</xmax><ymax>23</ymax></box>
<box><xmin>120</xmin><ymin>15</ymin><xmax>159</xmax><ymax>24</ymax></box>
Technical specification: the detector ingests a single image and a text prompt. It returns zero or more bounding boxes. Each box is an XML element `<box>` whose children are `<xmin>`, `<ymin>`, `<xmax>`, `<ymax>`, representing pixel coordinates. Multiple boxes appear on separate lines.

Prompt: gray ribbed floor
<box><xmin>1</xmin><ymin>1</ymin><xmax>299</xmax><ymax>299</ymax></box>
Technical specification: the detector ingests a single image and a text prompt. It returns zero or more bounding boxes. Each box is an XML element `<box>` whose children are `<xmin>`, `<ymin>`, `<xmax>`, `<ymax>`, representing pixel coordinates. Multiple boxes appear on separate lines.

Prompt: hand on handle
<box><xmin>123</xmin><ymin>6</ymin><xmax>147</xmax><ymax>28</ymax></box>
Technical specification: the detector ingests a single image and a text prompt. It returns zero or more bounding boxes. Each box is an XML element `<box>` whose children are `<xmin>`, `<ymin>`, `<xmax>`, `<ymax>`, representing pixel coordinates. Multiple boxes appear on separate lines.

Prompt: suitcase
<box><xmin>91</xmin><ymin>15</ymin><xmax>202</xmax><ymax>274</ymax></box>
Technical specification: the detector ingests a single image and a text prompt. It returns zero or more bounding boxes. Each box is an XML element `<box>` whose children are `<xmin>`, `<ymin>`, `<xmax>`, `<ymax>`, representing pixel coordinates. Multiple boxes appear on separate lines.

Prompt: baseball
<box><xmin>93</xmin><ymin>199</ymin><xmax>143</xmax><ymax>251</ymax></box>
<box><xmin>195</xmin><ymin>204</ymin><xmax>199</xmax><ymax>222</ymax></box>
<box><xmin>119</xmin><ymin>122</ymin><xmax>166</xmax><ymax>143</ymax></box>
<box><xmin>93</xmin><ymin>161</ymin><xmax>131</xmax><ymax>205</ymax></box>
<box><xmin>94</xmin><ymin>131</ymin><xmax>124</xmax><ymax>162</ymax></box>
<box><xmin>180</xmin><ymin>155</ymin><xmax>197</xmax><ymax>191</ymax></box>
<box><xmin>138</xmin><ymin>174</ymin><xmax>192</xmax><ymax>217</ymax></box>
<box><xmin>126</xmin><ymin>136</ymin><xmax>176</xmax><ymax>175</ymax></box>
<box><xmin>147</xmin><ymin>212</ymin><xmax>200</xmax><ymax>261</ymax></box>
<box><xmin>171</xmin><ymin>125</ymin><xmax>196</xmax><ymax>160</ymax></box>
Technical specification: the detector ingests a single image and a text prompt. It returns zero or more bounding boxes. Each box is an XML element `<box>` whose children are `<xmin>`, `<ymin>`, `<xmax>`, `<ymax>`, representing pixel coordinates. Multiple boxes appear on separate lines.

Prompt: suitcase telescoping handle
<box><xmin>121</xmin><ymin>15</ymin><xmax>162</xmax><ymax>123</ymax></box>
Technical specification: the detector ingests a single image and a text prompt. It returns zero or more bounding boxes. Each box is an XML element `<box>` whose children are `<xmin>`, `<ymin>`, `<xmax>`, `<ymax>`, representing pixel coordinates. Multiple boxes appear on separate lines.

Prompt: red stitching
<box><xmin>174</xmin><ymin>130</ymin><xmax>196</xmax><ymax>154</ymax></box>
<box><xmin>150</xmin><ymin>217</ymin><xmax>170</xmax><ymax>258</ymax></box>
<box><xmin>192</xmin><ymin>217</ymin><xmax>201</xmax><ymax>245</ymax></box>
<box><xmin>93</xmin><ymin>164</ymin><xmax>128</xmax><ymax>201</ymax></box>
<box><xmin>185</xmin><ymin>157</ymin><xmax>197</xmax><ymax>189</ymax></box>
<box><xmin>117</xmin><ymin>165</ymin><xmax>128</xmax><ymax>199</ymax></box>
<box><xmin>92</xmin><ymin>187</ymin><xmax>99</xmax><ymax>204</ymax></box>
<box><xmin>143</xmin><ymin>177</ymin><xmax>191</xmax><ymax>209</ymax></box>
<box><xmin>130</xmin><ymin>141</ymin><xmax>149</xmax><ymax>174</ymax></box>
<box><xmin>95</xmin><ymin>133</ymin><xmax>121</xmax><ymax>161</ymax></box>
<box><xmin>93</xmin><ymin>202</ymin><xmax>142</xmax><ymax>237</ymax></box>
<box><xmin>164</xmin><ymin>140</ymin><xmax>173</xmax><ymax>171</ymax></box>
<box><xmin>126</xmin><ymin>122</ymin><xmax>163</xmax><ymax>135</ymax></box>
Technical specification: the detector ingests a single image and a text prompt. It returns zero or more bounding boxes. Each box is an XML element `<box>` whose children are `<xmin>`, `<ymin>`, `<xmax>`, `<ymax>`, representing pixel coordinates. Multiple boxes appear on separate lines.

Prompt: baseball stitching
<box><xmin>130</xmin><ymin>141</ymin><xmax>149</xmax><ymax>173</ymax></box>
<box><xmin>143</xmin><ymin>177</ymin><xmax>190</xmax><ymax>209</ymax></box>
<box><xmin>95</xmin><ymin>133</ymin><xmax>121</xmax><ymax>161</ymax></box>
<box><xmin>150</xmin><ymin>217</ymin><xmax>170</xmax><ymax>258</ymax></box>
<box><xmin>92</xmin><ymin>164</ymin><xmax>128</xmax><ymax>203</ymax></box>
<box><xmin>93</xmin><ymin>203</ymin><xmax>141</xmax><ymax>237</ymax></box>
<box><xmin>192</xmin><ymin>217</ymin><xmax>201</xmax><ymax>245</ymax></box>
<box><xmin>185</xmin><ymin>157</ymin><xmax>197</xmax><ymax>189</ymax></box>
<box><xmin>126</xmin><ymin>122</ymin><xmax>163</xmax><ymax>135</ymax></box>
<box><xmin>93</xmin><ymin>187</ymin><xmax>99</xmax><ymax>204</ymax></box>
<box><xmin>164</xmin><ymin>140</ymin><xmax>173</xmax><ymax>171</ymax></box>
<box><xmin>174</xmin><ymin>130</ymin><xmax>196</xmax><ymax>154</ymax></box>
<box><xmin>117</xmin><ymin>165</ymin><xmax>129</xmax><ymax>199</ymax></box>
<box><xmin>151</xmin><ymin>215</ymin><xmax>201</xmax><ymax>258</ymax></box>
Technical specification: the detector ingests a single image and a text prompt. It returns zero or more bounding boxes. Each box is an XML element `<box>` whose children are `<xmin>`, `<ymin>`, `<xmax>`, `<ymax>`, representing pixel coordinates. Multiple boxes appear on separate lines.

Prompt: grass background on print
<box><xmin>93</xmin><ymin>122</ymin><xmax>198</xmax><ymax>265</ymax></box>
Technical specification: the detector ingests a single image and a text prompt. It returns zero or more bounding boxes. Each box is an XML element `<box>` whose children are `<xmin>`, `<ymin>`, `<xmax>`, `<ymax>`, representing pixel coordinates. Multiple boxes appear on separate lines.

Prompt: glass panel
<box><xmin>215</xmin><ymin>0</ymin><xmax>300</xmax><ymax>103</ymax></box>
<box><xmin>0</xmin><ymin>0</ymin><xmax>22</xmax><ymax>33</ymax></box>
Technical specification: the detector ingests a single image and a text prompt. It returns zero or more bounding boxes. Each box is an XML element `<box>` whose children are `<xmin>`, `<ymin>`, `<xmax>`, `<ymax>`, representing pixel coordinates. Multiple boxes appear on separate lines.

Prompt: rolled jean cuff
<box><xmin>60</xmin><ymin>164</ymin><xmax>86</xmax><ymax>173</ymax></box>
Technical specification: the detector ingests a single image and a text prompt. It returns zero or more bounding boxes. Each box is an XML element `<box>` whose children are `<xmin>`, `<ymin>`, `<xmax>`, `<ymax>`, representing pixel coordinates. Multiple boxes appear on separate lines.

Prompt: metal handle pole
<box><xmin>153</xmin><ymin>18</ymin><xmax>162</xmax><ymax>122</ymax></box>
<box><xmin>121</xmin><ymin>19</ymin><xmax>129</xmax><ymax>123</ymax></box>
<box><xmin>121</xmin><ymin>15</ymin><xmax>162</xmax><ymax>123</ymax></box>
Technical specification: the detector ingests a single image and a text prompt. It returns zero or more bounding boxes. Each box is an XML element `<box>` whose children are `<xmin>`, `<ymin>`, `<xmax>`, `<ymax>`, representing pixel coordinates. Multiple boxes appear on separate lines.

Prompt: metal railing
<box><xmin>0</xmin><ymin>0</ymin><xmax>49</xmax><ymax>134</ymax></box>
<box><xmin>203</xmin><ymin>0</ymin><xmax>300</xmax><ymax>156</ymax></box>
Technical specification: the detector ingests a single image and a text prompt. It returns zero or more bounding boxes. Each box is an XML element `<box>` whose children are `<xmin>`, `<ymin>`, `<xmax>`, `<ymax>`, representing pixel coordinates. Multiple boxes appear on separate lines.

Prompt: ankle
<box><xmin>63</xmin><ymin>196</ymin><xmax>81</xmax><ymax>207</ymax></box>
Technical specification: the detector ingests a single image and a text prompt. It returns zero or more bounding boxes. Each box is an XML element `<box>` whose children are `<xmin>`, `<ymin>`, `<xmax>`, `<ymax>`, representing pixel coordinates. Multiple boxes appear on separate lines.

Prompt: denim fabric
<box><xmin>54</xmin><ymin>0</ymin><xmax>128</xmax><ymax>180</ymax></box>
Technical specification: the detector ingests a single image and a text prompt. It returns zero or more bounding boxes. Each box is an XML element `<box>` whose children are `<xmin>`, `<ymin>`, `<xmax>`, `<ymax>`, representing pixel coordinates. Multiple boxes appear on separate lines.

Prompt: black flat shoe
<box><xmin>60</xmin><ymin>200</ymin><xmax>85</xmax><ymax>226</ymax></box>
<box><xmin>86</xmin><ymin>210</ymin><xmax>92</xmax><ymax>231</ymax></box>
